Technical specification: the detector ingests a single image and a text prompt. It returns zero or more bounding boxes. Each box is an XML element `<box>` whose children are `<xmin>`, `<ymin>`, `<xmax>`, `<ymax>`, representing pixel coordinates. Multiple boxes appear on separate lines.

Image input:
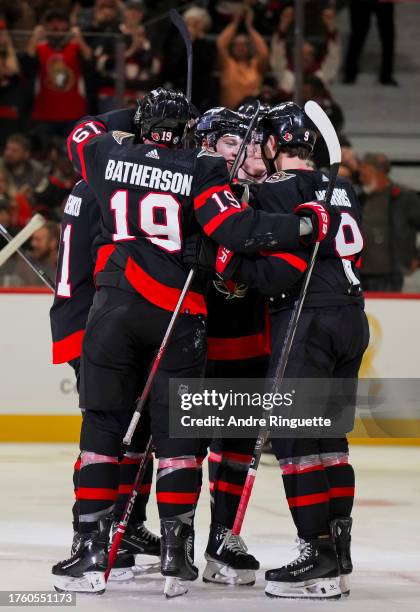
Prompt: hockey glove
<box><xmin>183</xmin><ymin>234</ymin><xmax>240</xmax><ymax>279</ymax></box>
<box><xmin>294</xmin><ymin>200</ymin><xmax>340</xmax><ymax>245</ymax></box>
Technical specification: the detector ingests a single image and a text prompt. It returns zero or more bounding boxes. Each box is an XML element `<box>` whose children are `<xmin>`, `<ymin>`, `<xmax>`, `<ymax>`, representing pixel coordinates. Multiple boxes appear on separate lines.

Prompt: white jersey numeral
<box><xmin>140</xmin><ymin>193</ymin><xmax>181</xmax><ymax>252</ymax></box>
<box><xmin>110</xmin><ymin>190</ymin><xmax>135</xmax><ymax>241</ymax></box>
<box><xmin>57</xmin><ymin>224</ymin><xmax>72</xmax><ymax>298</ymax></box>
<box><xmin>110</xmin><ymin>190</ymin><xmax>182</xmax><ymax>252</ymax></box>
<box><xmin>334</xmin><ymin>212</ymin><xmax>364</xmax><ymax>286</ymax></box>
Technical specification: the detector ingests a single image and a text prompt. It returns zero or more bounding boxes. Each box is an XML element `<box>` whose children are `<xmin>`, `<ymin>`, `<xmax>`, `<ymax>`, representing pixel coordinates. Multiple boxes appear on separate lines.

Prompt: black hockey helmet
<box><xmin>237</xmin><ymin>101</ymin><xmax>271</xmax><ymax>143</ymax></box>
<box><xmin>261</xmin><ymin>102</ymin><xmax>317</xmax><ymax>152</ymax></box>
<box><xmin>135</xmin><ymin>87</ymin><xmax>196</xmax><ymax>146</ymax></box>
<box><xmin>195</xmin><ymin>107</ymin><xmax>249</xmax><ymax>148</ymax></box>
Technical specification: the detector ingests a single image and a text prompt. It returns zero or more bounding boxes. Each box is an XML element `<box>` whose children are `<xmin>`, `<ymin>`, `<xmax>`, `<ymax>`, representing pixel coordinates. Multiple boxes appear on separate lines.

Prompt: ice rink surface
<box><xmin>0</xmin><ymin>443</ymin><xmax>419</xmax><ymax>612</ymax></box>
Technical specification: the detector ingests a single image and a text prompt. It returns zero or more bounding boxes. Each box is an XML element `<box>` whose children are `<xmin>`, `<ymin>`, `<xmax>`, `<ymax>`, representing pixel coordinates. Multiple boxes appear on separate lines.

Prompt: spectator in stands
<box><xmin>359</xmin><ymin>153</ymin><xmax>420</xmax><ymax>292</ymax></box>
<box><xmin>119</xmin><ymin>0</ymin><xmax>161</xmax><ymax>105</ymax></box>
<box><xmin>0</xmin><ymin>18</ymin><xmax>22</xmax><ymax>145</ymax></box>
<box><xmin>344</xmin><ymin>0</ymin><xmax>397</xmax><ymax>85</ymax></box>
<box><xmin>0</xmin><ymin>134</ymin><xmax>46</xmax><ymax>195</ymax></box>
<box><xmin>217</xmin><ymin>6</ymin><xmax>269</xmax><ymax>109</ymax></box>
<box><xmin>30</xmin><ymin>221</ymin><xmax>59</xmax><ymax>275</ymax></box>
<box><xmin>24</xmin><ymin>9</ymin><xmax>92</xmax><ymax>137</ymax></box>
<box><xmin>271</xmin><ymin>6</ymin><xmax>340</xmax><ymax>97</ymax></box>
<box><xmin>162</xmin><ymin>6</ymin><xmax>215</xmax><ymax>112</ymax></box>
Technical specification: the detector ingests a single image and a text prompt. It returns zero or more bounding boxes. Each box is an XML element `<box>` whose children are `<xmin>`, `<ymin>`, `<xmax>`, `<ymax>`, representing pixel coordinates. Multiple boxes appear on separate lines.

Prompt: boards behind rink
<box><xmin>0</xmin><ymin>444</ymin><xmax>419</xmax><ymax>611</ymax></box>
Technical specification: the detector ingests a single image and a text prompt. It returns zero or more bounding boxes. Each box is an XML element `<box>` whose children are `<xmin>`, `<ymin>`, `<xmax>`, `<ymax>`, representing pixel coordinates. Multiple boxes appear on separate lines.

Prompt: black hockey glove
<box><xmin>183</xmin><ymin>234</ymin><xmax>240</xmax><ymax>279</ymax></box>
<box><xmin>294</xmin><ymin>200</ymin><xmax>341</xmax><ymax>246</ymax></box>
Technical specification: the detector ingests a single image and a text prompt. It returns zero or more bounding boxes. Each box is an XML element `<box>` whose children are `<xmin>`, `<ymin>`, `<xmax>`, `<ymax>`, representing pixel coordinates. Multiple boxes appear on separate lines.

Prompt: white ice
<box><xmin>0</xmin><ymin>444</ymin><xmax>419</xmax><ymax>612</ymax></box>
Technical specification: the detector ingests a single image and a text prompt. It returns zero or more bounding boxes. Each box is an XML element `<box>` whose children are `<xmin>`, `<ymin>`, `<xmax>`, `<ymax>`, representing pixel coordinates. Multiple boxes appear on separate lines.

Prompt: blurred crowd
<box><xmin>0</xmin><ymin>0</ymin><xmax>418</xmax><ymax>292</ymax></box>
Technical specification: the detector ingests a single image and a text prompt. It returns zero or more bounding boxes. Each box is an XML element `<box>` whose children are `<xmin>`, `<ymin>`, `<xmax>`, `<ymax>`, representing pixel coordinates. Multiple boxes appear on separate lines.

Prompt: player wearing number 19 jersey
<box><xmin>251</xmin><ymin>103</ymin><xmax>369</xmax><ymax>600</ymax></box>
<box><xmin>52</xmin><ymin>89</ymin><xmax>317</xmax><ymax>596</ymax></box>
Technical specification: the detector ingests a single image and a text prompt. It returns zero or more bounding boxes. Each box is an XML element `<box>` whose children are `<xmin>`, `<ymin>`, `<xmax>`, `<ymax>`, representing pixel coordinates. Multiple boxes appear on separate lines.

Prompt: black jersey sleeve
<box><xmin>191</xmin><ymin>151</ymin><xmax>302</xmax><ymax>253</ymax></box>
<box><xmin>231</xmin><ymin>249</ymin><xmax>309</xmax><ymax>296</ymax></box>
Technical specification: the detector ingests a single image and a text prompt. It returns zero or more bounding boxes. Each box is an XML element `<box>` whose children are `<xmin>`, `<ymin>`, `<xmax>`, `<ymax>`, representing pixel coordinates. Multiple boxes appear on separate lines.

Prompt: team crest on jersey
<box><xmin>197</xmin><ymin>147</ymin><xmax>223</xmax><ymax>158</ymax></box>
<box><xmin>112</xmin><ymin>131</ymin><xmax>133</xmax><ymax>145</ymax></box>
<box><xmin>266</xmin><ymin>171</ymin><xmax>296</xmax><ymax>183</ymax></box>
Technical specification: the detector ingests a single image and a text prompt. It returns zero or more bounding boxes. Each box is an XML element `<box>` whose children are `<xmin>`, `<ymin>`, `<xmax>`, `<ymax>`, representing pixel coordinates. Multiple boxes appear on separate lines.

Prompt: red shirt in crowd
<box><xmin>32</xmin><ymin>41</ymin><xmax>87</xmax><ymax>122</ymax></box>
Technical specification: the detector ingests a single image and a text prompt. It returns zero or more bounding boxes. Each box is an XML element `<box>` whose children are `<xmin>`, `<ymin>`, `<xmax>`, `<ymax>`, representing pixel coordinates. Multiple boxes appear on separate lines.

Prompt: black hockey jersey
<box><xmin>50</xmin><ymin>180</ymin><xmax>100</xmax><ymax>363</ymax></box>
<box><xmin>206</xmin><ymin>283</ymin><xmax>270</xmax><ymax>362</ymax></box>
<box><xmin>244</xmin><ymin>169</ymin><xmax>364</xmax><ymax>309</ymax></box>
<box><xmin>67</xmin><ymin>117</ymin><xmax>305</xmax><ymax>315</ymax></box>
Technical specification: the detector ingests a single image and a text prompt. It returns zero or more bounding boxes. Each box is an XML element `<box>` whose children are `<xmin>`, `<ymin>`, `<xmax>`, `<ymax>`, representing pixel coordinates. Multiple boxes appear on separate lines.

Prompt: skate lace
<box><xmin>226</xmin><ymin>533</ymin><xmax>248</xmax><ymax>556</ymax></box>
<box><xmin>286</xmin><ymin>540</ymin><xmax>313</xmax><ymax>567</ymax></box>
<box><xmin>137</xmin><ymin>524</ymin><xmax>159</xmax><ymax>544</ymax></box>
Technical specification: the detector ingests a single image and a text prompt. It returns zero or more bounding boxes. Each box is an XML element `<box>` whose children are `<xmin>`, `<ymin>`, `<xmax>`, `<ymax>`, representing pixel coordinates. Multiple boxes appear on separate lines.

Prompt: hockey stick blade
<box><xmin>169</xmin><ymin>9</ymin><xmax>193</xmax><ymax>102</ymax></box>
<box><xmin>304</xmin><ymin>100</ymin><xmax>341</xmax><ymax>204</ymax></box>
<box><xmin>229</xmin><ymin>100</ymin><xmax>261</xmax><ymax>182</ymax></box>
<box><xmin>0</xmin><ymin>214</ymin><xmax>45</xmax><ymax>267</ymax></box>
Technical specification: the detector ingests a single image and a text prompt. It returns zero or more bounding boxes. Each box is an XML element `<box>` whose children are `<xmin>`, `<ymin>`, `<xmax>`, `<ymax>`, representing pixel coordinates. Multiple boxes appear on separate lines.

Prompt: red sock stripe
<box><xmin>287</xmin><ymin>491</ymin><xmax>330</xmax><ymax>508</ymax></box>
<box><xmin>118</xmin><ymin>483</ymin><xmax>152</xmax><ymax>495</ymax></box>
<box><xmin>214</xmin><ymin>480</ymin><xmax>244</xmax><ymax>496</ymax></box>
<box><xmin>329</xmin><ymin>486</ymin><xmax>355</xmax><ymax>498</ymax></box>
<box><xmin>156</xmin><ymin>492</ymin><xmax>198</xmax><ymax>504</ymax></box>
<box><xmin>222</xmin><ymin>451</ymin><xmax>252</xmax><ymax>464</ymax></box>
<box><xmin>208</xmin><ymin>451</ymin><xmax>222</xmax><ymax>464</ymax></box>
<box><xmin>209</xmin><ymin>481</ymin><xmax>215</xmax><ymax>492</ymax></box>
<box><xmin>76</xmin><ymin>487</ymin><xmax>118</xmax><ymax>501</ymax></box>
<box><xmin>120</xmin><ymin>457</ymin><xmax>141</xmax><ymax>465</ymax></box>
<box><xmin>74</xmin><ymin>458</ymin><xmax>81</xmax><ymax>472</ymax></box>
<box><xmin>281</xmin><ymin>463</ymin><xmax>324</xmax><ymax>475</ymax></box>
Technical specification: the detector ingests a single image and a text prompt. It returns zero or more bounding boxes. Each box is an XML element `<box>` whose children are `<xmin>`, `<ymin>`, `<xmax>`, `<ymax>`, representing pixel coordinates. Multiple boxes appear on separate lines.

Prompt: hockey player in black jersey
<box><xmin>186</xmin><ymin>102</ymin><xmax>368</xmax><ymax>600</ymax></box>
<box><xmin>252</xmin><ymin>103</ymin><xmax>368</xmax><ymax>599</ymax></box>
<box><xmin>50</xmin><ymin>178</ymin><xmax>160</xmax><ymax>583</ymax></box>
<box><xmin>195</xmin><ymin>107</ymin><xmax>267</xmax><ymax>587</ymax></box>
<box><xmin>52</xmin><ymin>89</ymin><xmax>333</xmax><ymax>596</ymax></box>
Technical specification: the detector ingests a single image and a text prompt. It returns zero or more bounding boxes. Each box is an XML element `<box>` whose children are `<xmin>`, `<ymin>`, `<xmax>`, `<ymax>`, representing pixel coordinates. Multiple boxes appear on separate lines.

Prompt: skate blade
<box><xmin>340</xmin><ymin>574</ymin><xmax>350</xmax><ymax>597</ymax></box>
<box><xmin>133</xmin><ymin>559</ymin><xmax>161</xmax><ymax>576</ymax></box>
<box><xmin>202</xmin><ymin>560</ymin><xmax>255</xmax><ymax>586</ymax></box>
<box><xmin>53</xmin><ymin>571</ymin><xmax>106</xmax><ymax>594</ymax></box>
<box><xmin>108</xmin><ymin>567</ymin><xmax>135</xmax><ymax>582</ymax></box>
<box><xmin>265</xmin><ymin>576</ymin><xmax>341</xmax><ymax>600</ymax></box>
<box><xmin>164</xmin><ymin>577</ymin><xmax>189</xmax><ymax>598</ymax></box>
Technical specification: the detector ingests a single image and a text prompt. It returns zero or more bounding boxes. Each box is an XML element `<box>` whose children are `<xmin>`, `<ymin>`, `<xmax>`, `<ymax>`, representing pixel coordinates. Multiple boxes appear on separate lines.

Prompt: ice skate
<box><xmin>203</xmin><ymin>522</ymin><xmax>259</xmax><ymax>586</ymax></box>
<box><xmin>110</xmin><ymin>521</ymin><xmax>161</xmax><ymax>577</ymax></box>
<box><xmin>52</xmin><ymin>531</ymin><xmax>108</xmax><ymax>594</ymax></box>
<box><xmin>161</xmin><ymin>519</ymin><xmax>198</xmax><ymax>598</ymax></box>
<box><xmin>331</xmin><ymin>517</ymin><xmax>353</xmax><ymax>596</ymax></box>
<box><xmin>265</xmin><ymin>537</ymin><xmax>341</xmax><ymax>600</ymax></box>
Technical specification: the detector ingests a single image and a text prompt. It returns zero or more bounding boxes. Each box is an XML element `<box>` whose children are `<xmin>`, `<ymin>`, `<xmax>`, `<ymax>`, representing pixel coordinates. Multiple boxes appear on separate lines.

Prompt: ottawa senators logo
<box><xmin>46</xmin><ymin>55</ymin><xmax>75</xmax><ymax>92</ymax></box>
<box><xmin>151</xmin><ymin>132</ymin><xmax>160</xmax><ymax>141</ymax></box>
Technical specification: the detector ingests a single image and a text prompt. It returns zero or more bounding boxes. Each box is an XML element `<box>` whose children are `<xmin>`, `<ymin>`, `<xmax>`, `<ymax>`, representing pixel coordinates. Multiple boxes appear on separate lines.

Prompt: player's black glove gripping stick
<box><xmin>0</xmin><ymin>216</ymin><xmax>55</xmax><ymax>290</ymax></box>
<box><xmin>221</xmin><ymin>100</ymin><xmax>342</xmax><ymax>547</ymax></box>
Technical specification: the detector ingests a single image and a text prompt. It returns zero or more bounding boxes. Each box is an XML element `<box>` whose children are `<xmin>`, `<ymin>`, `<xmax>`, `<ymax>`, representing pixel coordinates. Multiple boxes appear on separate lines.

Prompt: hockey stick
<box><xmin>0</xmin><ymin>214</ymin><xmax>45</xmax><ymax>267</ymax></box>
<box><xmin>169</xmin><ymin>9</ymin><xmax>193</xmax><ymax>102</ymax></box>
<box><xmin>229</xmin><ymin>100</ymin><xmax>261</xmax><ymax>182</ymax></box>
<box><xmin>225</xmin><ymin>101</ymin><xmax>342</xmax><ymax>541</ymax></box>
<box><xmin>0</xmin><ymin>215</ymin><xmax>55</xmax><ymax>290</ymax></box>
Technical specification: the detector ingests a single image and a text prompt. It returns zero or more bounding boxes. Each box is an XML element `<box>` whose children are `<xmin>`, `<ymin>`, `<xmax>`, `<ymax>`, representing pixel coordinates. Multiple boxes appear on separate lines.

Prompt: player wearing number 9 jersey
<box><xmin>53</xmin><ymin>89</ymin><xmax>324</xmax><ymax>595</ymax></box>
<box><xmin>245</xmin><ymin>103</ymin><xmax>370</xmax><ymax>600</ymax></box>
